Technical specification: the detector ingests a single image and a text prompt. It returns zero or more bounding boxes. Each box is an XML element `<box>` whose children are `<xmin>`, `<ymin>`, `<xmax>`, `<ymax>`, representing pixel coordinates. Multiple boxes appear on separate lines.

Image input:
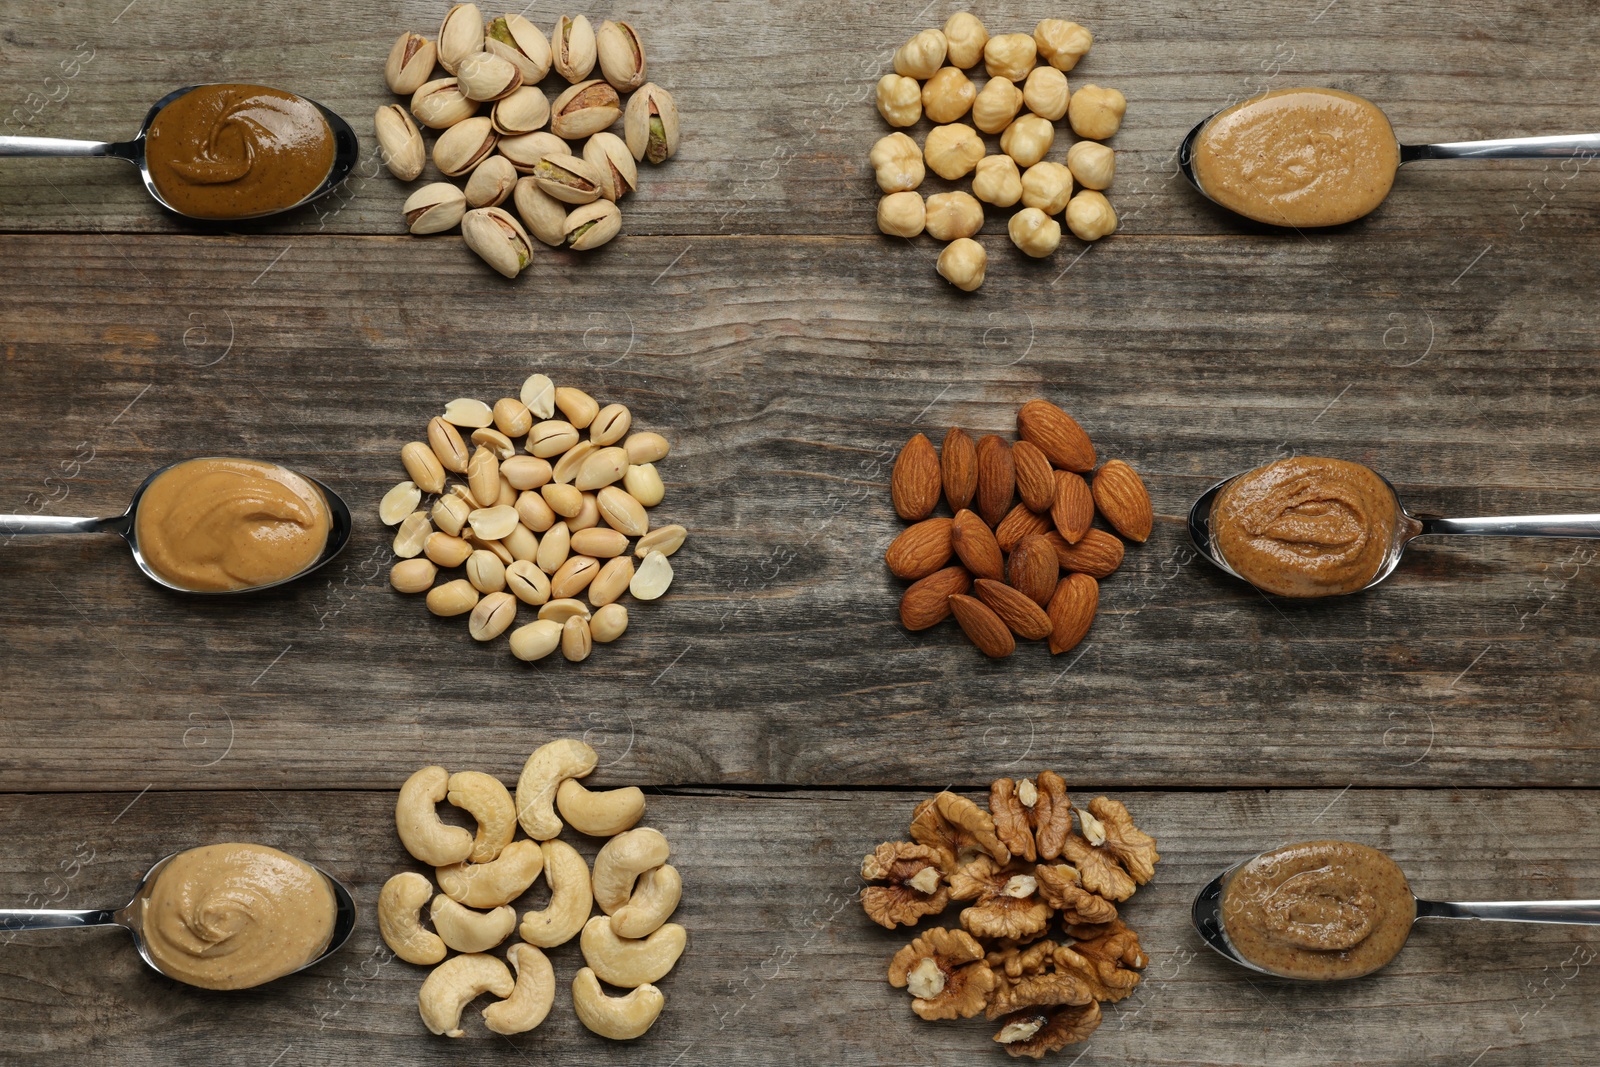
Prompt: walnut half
<box><xmin>861</xmin><ymin>841</ymin><xmax>955</xmax><ymax>930</ymax></box>
<box><xmin>888</xmin><ymin>927</ymin><xmax>998</xmax><ymax>1020</ymax></box>
<box><xmin>994</xmin><ymin>1001</ymin><xmax>1103</xmax><ymax>1058</ymax></box>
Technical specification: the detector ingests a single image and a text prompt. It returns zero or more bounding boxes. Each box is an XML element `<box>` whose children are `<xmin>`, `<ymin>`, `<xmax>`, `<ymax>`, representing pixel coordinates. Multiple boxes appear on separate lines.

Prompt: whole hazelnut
<box><xmin>972</xmin><ymin>76</ymin><xmax>1023</xmax><ymax>135</ymax></box>
<box><xmin>924</xmin><ymin>191</ymin><xmax>984</xmax><ymax>241</ymax></box>
<box><xmin>1067</xmin><ymin>141</ymin><xmax>1116</xmax><ymax>190</ymax></box>
<box><xmin>1065</xmin><ymin>190</ymin><xmax>1118</xmax><ymax>241</ymax></box>
<box><xmin>937</xmin><ymin>237</ymin><xmax>987</xmax><ymax>292</ymax></box>
<box><xmin>1000</xmin><ymin>114</ymin><xmax>1055</xmax><ymax>168</ymax></box>
<box><xmin>894</xmin><ymin>28</ymin><xmax>948</xmax><ymax>80</ymax></box>
<box><xmin>876</xmin><ymin>74</ymin><xmax>922</xmax><ymax>127</ymax></box>
<box><xmin>924</xmin><ymin>123</ymin><xmax>985</xmax><ymax>180</ymax></box>
<box><xmin>943</xmin><ymin>12</ymin><xmax>989</xmax><ymax>69</ymax></box>
<box><xmin>1008</xmin><ymin>207</ymin><xmax>1061</xmax><ymax>258</ymax></box>
<box><xmin>984</xmin><ymin>33</ymin><xmax>1037</xmax><ymax>81</ymax></box>
<box><xmin>870</xmin><ymin>132</ymin><xmax>925</xmax><ymax>193</ymax></box>
<box><xmin>972</xmin><ymin>155</ymin><xmax>1023</xmax><ymax>208</ymax></box>
<box><xmin>1068</xmin><ymin>84</ymin><xmax>1127</xmax><ymax>140</ymax></box>
<box><xmin>921</xmin><ymin>66</ymin><xmax>976</xmax><ymax>124</ymax></box>
<box><xmin>1021</xmin><ymin>161</ymin><xmax>1074</xmax><ymax>214</ymax></box>
<box><xmin>1023</xmin><ymin>67</ymin><xmax>1071</xmax><ymax>121</ymax></box>
<box><xmin>1035</xmin><ymin>19</ymin><xmax>1093</xmax><ymax>72</ymax></box>
<box><xmin>877</xmin><ymin>191</ymin><xmax>925</xmax><ymax>238</ymax></box>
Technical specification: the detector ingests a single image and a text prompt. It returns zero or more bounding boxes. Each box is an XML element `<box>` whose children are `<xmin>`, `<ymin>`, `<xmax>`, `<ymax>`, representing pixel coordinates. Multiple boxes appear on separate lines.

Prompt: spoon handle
<box><xmin>1418</xmin><ymin>514</ymin><xmax>1600</xmax><ymax>538</ymax></box>
<box><xmin>1417</xmin><ymin>898</ymin><xmax>1600</xmax><ymax>924</ymax></box>
<box><xmin>0</xmin><ymin>136</ymin><xmax>122</xmax><ymax>158</ymax></box>
<box><xmin>0</xmin><ymin>514</ymin><xmax>126</xmax><ymax>536</ymax></box>
<box><xmin>0</xmin><ymin>907</ymin><xmax>118</xmax><ymax>931</ymax></box>
<box><xmin>1402</xmin><ymin>133</ymin><xmax>1600</xmax><ymax>163</ymax></box>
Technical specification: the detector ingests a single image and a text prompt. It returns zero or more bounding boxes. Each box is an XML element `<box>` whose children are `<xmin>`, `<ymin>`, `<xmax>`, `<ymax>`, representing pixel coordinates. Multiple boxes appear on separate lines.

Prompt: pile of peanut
<box><xmin>381</xmin><ymin>739</ymin><xmax>685</xmax><ymax>1040</ymax></box>
<box><xmin>884</xmin><ymin>398</ymin><xmax>1151</xmax><ymax>659</ymax></box>
<box><xmin>871</xmin><ymin>14</ymin><xmax>1124</xmax><ymax>291</ymax></box>
<box><xmin>380</xmin><ymin>373</ymin><xmax>685</xmax><ymax>662</ymax></box>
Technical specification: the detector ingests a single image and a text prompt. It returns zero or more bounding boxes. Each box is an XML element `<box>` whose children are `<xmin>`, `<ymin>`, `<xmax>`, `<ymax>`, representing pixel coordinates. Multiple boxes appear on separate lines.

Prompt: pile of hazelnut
<box><xmin>871</xmin><ymin>15</ymin><xmax>1123</xmax><ymax>291</ymax></box>
<box><xmin>861</xmin><ymin>773</ymin><xmax>1160</xmax><ymax>1058</ymax></box>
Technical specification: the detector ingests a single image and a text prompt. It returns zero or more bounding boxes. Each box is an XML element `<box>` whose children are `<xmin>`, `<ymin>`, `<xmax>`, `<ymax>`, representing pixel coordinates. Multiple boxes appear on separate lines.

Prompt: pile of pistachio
<box><xmin>379</xmin><ymin>373</ymin><xmax>686</xmax><ymax>663</ymax></box>
<box><xmin>377</xmin><ymin>6</ymin><xmax>681</xmax><ymax>278</ymax></box>
<box><xmin>871</xmin><ymin>14</ymin><xmax>1123</xmax><ymax>292</ymax></box>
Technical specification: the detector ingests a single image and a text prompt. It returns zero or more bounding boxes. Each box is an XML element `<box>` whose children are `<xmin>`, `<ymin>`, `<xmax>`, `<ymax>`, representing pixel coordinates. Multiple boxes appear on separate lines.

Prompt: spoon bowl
<box><xmin>0</xmin><ymin>456</ymin><xmax>352</xmax><ymax>594</ymax></box>
<box><xmin>0</xmin><ymin>848</ymin><xmax>357</xmax><ymax>987</ymax></box>
<box><xmin>0</xmin><ymin>83</ymin><xmax>359</xmax><ymax>221</ymax></box>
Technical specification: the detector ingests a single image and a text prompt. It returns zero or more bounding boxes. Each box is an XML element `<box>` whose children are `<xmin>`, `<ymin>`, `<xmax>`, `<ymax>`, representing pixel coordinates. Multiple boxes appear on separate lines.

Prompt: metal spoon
<box><xmin>1192</xmin><ymin>855</ymin><xmax>1600</xmax><ymax>980</ymax></box>
<box><xmin>1177</xmin><ymin>104</ymin><xmax>1600</xmax><ymax>222</ymax></box>
<box><xmin>0</xmin><ymin>457</ymin><xmax>352</xmax><ymax>594</ymax></box>
<box><xmin>0</xmin><ymin>848</ymin><xmax>357</xmax><ymax>988</ymax></box>
<box><xmin>1188</xmin><ymin>467</ymin><xmax>1600</xmax><ymax>596</ymax></box>
<box><xmin>0</xmin><ymin>84</ymin><xmax>359</xmax><ymax>220</ymax></box>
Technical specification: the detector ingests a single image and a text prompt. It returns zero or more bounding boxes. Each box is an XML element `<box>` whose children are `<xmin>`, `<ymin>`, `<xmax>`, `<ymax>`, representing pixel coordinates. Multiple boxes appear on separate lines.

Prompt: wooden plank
<box><xmin>0</xmin><ymin>787</ymin><xmax>1595</xmax><ymax>1065</ymax></box>
<box><xmin>1</xmin><ymin>1</ymin><xmax>1598</xmax><ymax>238</ymax></box>
<box><xmin>0</xmin><ymin>231</ymin><xmax>1594</xmax><ymax>792</ymax></box>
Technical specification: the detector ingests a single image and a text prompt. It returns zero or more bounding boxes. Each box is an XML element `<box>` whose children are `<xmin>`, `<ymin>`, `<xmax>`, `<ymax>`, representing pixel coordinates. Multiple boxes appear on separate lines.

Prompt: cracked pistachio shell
<box><xmin>513</xmin><ymin>177</ymin><xmax>569</xmax><ymax>246</ymax></box>
<box><xmin>549</xmin><ymin>79</ymin><xmax>621</xmax><ymax>140</ymax></box>
<box><xmin>563</xmin><ymin>199</ymin><xmax>621</xmax><ymax>250</ymax></box>
<box><xmin>434</xmin><ymin>116</ymin><xmax>498</xmax><ymax>177</ymax></box>
<box><xmin>457</xmin><ymin>51</ymin><xmax>523</xmax><ymax>103</ymax></box>
<box><xmin>412</xmin><ymin>77</ymin><xmax>479</xmax><ymax>130</ymax></box>
<box><xmin>492</xmin><ymin>86</ymin><xmax>549</xmax><ymax>136</ymax></box>
<box><xmin>582</xmin><ymin>131</ymin><xmax>637</xmax><ymax>201</ymax></box>
<box><xmin>462</xmin><ymin>207</ymin><xmax>534</xmax><ymax>279</ymax></box>
<box><xmin>374</xmin><ymin>104</ymin><xmax>425</xmax><ymax>181</ymax></box>
<box><xmin>553</xmin><ymin>15</ymin><xmax>597</xmax><ymax>82</ymax></box>
<box><xmin>624</xmin><ymin>82</ymin><xmax>679</xmax><ymax>164</ymax></box>
<box><xmin>498</xmin><ymin>131</ymin><xmax>568</xmax><ymax>173</ymax></box>
<box><xmin>465</xmin><ymin>154</ymin><xmax>519</xmax><ymax>208</ymax></box>
<box><xmin>595</xmin><ymin>19</ymin><xmax>646</xmax><ymax>92</ymax></box>
<box><xmin>403</xmin><ymin>182</ymin><xmax>468</xmax><ymax>234</ymax></box>
<box><xmin>486</xmin><ymin>14</ymin><xmax>552</xmax><ymax>83</ymax></box>
<box><xmin>531</xmin><ymin>152</ymin><xmax>602</xmax><ymax>205</ymax></box>
<box><xmin>438</xmin><ymin>3</ymin><xmax>486</xmax><ymax>75</ymax></box>
<box><xmin>386</xmin><ymin>32</ymin><xmax>438</xmax><ymax>95</ymax></box>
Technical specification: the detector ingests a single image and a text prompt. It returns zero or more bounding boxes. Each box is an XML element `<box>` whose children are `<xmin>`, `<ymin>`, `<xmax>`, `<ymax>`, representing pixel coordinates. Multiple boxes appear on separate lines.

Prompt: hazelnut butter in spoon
<box><xmin>0</xmin><ymin>83</ymin><xmax>358</xmax><ymax>221</ymax></box>
<box><xmin>1178</xmin><ymin>87</ymin><xmax>1600</xmax><ymax>227</ymax></box>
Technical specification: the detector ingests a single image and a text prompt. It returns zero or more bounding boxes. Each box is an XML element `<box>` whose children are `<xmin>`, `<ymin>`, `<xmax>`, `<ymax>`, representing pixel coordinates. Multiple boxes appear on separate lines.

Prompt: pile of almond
<box><xmin>885</xmin><ymin>399</ymin><xmax>1150</xmax><ymax>658</ymax></box>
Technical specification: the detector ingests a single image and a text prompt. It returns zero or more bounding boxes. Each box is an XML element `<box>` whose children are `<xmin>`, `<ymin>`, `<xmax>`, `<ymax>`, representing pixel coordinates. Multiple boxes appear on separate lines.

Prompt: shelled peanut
<box><xmin>885</xmin><ymin>398</ymin><xmax>1151</xmax><ymax>658</ymax></box>
<box><xmin>381</xmin><ymin>373</ymin><xmax>686</xmax><ymax>663</ymax></box>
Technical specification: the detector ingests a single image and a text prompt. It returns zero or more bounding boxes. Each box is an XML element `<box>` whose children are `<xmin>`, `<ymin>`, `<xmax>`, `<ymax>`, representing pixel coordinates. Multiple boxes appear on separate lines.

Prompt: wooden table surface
<box><xmin>1</xmin><ymin>0</ymin><xmax>1596</xmax><ymax>1063</ymax></box>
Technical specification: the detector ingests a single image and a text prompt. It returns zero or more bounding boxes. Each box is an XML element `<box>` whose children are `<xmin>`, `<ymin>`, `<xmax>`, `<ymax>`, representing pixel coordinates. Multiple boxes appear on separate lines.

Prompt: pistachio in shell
<box><xmin>624</xmin><ymin>82</ymin><xmax>680</xmax><ymax>164</ymax></box>
<box><xmin>486</xmin><ymin>13</ymin><xmax>552</xmax><ymax>83</ymax></box>
<box><xmin>374</xmin><ymin>104</ymin><xmax>425</xmax><ymax>181</ymax></box>
<box><xmin>385</xmin><ymin>32</ymin><xmax>438</xmax><ymax>95</ymax></box>
<box><xmin>456</xmin><ymin>51</ymin><xmax>523</xmax><ymax>103</ymax></box>
<box><xmin>595</xmin><ymin>20</ymin><xmax>646</xmax><ymax>92</ymax></box>
<box><xmin>438</xmin><ymin>2</ymin><xmax>486</xmax><ymax>75</ymax></box>
<box><xmin>411</xmin><ymin>77</ymin><xmax>479</xmax><ymax>130</ymax></box>
<box><xmin>498</xmin><ymin>131</ymin><xmax>569</xmax><ymax>174</ymax></box>
<box><xmin>582</xmin><ymin>131</ymin><xmax>637</xmax><ymax>201</ymax></box>
<box><xmin>492</xmin><ymin>86</ymin><xmax>550</xmax><ymax>136</ymax></box>
<box><xmin>464</xmin><ymin>154</ymin><xmax>519</xmax><ymax>208</ymax></box>
<box><xmin>403</xmin><ymin>182</ymin><xmax>467</xmax><ymax>235</ymax></box>
<box><xmin>513</xmin><ymin>177</ymin><xmax>569</xmax><ymax>246</ymax></box>
<box><xmin>433</xmin><ymin>115</ymin><xmax>499</xmax><ymax>177</ymax></box>
<box><xmin>530</xmin><ymin>152</ymin><xmax>602</xmax><ymax>205</ymax></box>
<box><xmin>562</xmin><ymin>199</ymin><xmax>622</xmax><ymax>251</ymax></box>
<box><xmin>549</xmin><ymin>79</ymin><xmax>621</xmax><ymax>140</ymax></box>
<box><xmin>461</xmin><ymin>206</ymin><xmax>533</xmax><ymax>279</ymax></box>
<box><xmin>552</xmin><ymin>15</ymin><xmax>597</xmax><ymax>82</ymax></box>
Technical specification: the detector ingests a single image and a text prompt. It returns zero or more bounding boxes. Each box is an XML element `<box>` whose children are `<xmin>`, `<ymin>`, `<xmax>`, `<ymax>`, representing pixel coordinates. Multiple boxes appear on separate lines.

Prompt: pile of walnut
<box><xmin>872</xmin><ymin>15</ymin><xmax>1124</xmax><ymax>292</ymax></box>
<box><xmin>886</xmin><ymin>397</ymin><xmax>1152</xmax><ymax>658</ymax></box>
<box><xmin>861</xmin><ymin>774</ymin><xmax>1159</xmax><ymax>1058</ymax></box>
<box><xmin>380</xmin><ymin>739</ymin><xmax>685</xmax><ymax>1041</ymax></box>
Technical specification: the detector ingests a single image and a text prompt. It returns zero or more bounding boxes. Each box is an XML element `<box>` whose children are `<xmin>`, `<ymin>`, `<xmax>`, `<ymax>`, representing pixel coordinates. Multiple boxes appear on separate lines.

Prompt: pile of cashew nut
<box><xmin>379</xmin><ymin>738</ymin><xmax>686</xmax><ymax>1040</ymax></box>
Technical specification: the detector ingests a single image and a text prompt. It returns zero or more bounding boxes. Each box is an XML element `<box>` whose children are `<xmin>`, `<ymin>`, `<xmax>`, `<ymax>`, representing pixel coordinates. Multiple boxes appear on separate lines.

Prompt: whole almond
<box><xmin>949</xmin><ymin>593</ymin><xmax>1015</xmax><ymax>658</ymax></box>
<box><xmin>1051</xmin><ymin>469</ymin><xmax>1095</xmax><ymax>543</ymax></box>
<box><xmin>1008</xmin><ymin>534</ymin><xmax>1059</xmax><ymax>606</ymax></box>
<box><xmin>942</xmin><ymin>427</ymin><xmax>977</xmax><ymax>512</ymax></box>
<box><xmin>995</xmin><ymin>502</ymin><xmax>1052</xmax><ymax>552</ymax></box>
<box><xmin>1092</xmin><ymin>459</ymin><xmax>1153</xmax><ymax>543</ymax></box>
<box><xmin>1047</xmin><ymin>573</ymin><xmax>1099</xmax><ymax>654</ymax></box>
<box><xmin>951</xmin><ymin>509</ymin><xmax>1004</xmax><ymax>581</ymax></box>
<box><xmin>1017</xmin><ymin>398</ymin><xmax>1096</xmax><ymax>472</ymax></box>
<box><xmin>1045</xmin><ymin>528</ymin><xmax>1125</xmax><ymax>578</ymax></box>
<box><xmin>974</xmin><ymin>434</ymin><xmax>1015</xmax><ymax>528</ymax></box>
<box><xmin>891</xmin><ymin>433</ymin><xmax>942</xmax><ymax>521</ymax></box>
<box><xmin>899</xmin><ymin>565</ymin><xmax>972</xmax><ymax>630</ymax></box>
<box><xmin>885</xmin><ymin>517</ymin><xmax>954</xmax><ymax>580</ymax></box>
<box><xmin>973</xmin><ymin>578</ymin><xmax>1053</xmax><ymax>640</ymax></box>
<box><xmin>1012</xmin><ymin>440</ymin><xmax>1056</xmax><ymax>513</ymax></box>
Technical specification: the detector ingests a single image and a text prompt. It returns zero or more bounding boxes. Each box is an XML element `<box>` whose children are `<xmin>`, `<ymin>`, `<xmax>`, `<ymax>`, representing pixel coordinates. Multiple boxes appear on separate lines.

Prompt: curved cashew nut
<box><xmin>519</xmin><ymin>839</ymin><xmax>593</xmax><ymax>948</ymax></box>
<box><xmin>580</xmin><ymin>914</ymin><xmax>687</xmax><ymax>988</ymax></box>
<box><xmin>515</xmin><ymin>738</ymin><xmax>598</xmax><ymax>840</ymax></box>
<box><xmin>592</xmin><ymin>827</ymin><xmax>670</xmax><ymax>914</ymax></box>
<box><xmin>572</xmin><ymin>966</ymin><xmax>664</xmax><ymax>1040</ymax></box>
<box><xmin>379</xmin><ymin>871</ymin><xmax>447</xmax><ymax>966</ymax></box>
<box><xmin>419</xmin><ymin>953</ymin><xmax>514</xmax><ymax>1038</ymax></box>
<box><xmin>610</xmin><ymin>863</ymin><xmax>682</xmax><ymax>939</ymax></box>
<box><xmin>436</xmin><ymin>838</ymin><xmax>543</xmax><ymax>908</ymax></box>
<box><xmin>448</xmin><ymin>770</ymin><xmax>517</xmax><ymax>863</ymax></box>
<box><xmin>430</xmin><ymin>894</ymin><xmax>517</xmax><ymax>953</ymax></box>
<box><xmin>556</xmin><ymin>778</ymin><xmax>646</xmax><ymax>837</ymax></box>
<box><xmin>482</xmin><ymin>943</ymin><xmax>555</xmax><ymax>1035</ymax></box>
<box><xmin>397</xmin><ymin>765</ymin><xmax>474</xmax><ymax>866</ymax></box>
